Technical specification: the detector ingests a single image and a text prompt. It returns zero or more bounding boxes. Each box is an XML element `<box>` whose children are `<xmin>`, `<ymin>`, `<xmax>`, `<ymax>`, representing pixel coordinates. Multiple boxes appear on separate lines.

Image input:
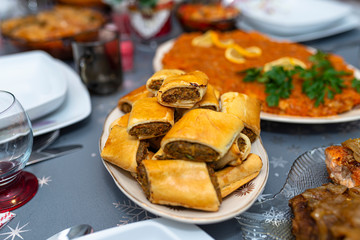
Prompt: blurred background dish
<box><xmin>235</xmin><ymin>0</ymin><xmax>351</xmax><ymax>36</ymax></box>
<box><xmin>0</xmin><ymin>5</ymin><xmax>106</xmax><ymax>59</ymax></box>
<box><xmin>56</xmin><ymin>0</ymin><xmax>108</xmax><ymax>8</ymax></box>
<box><xmin>176</xmin><ymin>0</ymin><xmax>240</xmax><ymax>32</ymax></box>
<box><xmin>237</xmin><ymin>14</ymin><xmax>360</xmax><ymax>42</ymax></box>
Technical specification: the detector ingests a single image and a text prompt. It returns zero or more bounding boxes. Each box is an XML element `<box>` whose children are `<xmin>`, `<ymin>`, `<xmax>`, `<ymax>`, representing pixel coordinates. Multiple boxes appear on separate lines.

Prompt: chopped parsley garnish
<box><xmin>239</xmin><ymin>51</ymin><xmax>356</xmax><ymax>107</ymax></box>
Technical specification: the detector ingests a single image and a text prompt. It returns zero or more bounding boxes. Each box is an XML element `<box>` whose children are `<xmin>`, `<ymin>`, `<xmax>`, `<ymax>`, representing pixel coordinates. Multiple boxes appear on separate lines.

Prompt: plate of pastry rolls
<box><xmin>100</xmin><ymin>69</ymin><xmax>269</xmax><ymax>224</ymax></box>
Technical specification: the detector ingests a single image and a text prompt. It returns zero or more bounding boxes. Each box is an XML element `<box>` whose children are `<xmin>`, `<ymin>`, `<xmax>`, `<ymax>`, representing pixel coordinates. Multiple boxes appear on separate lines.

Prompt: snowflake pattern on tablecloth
<box><xmin>0</xmin><ymin>222</ymin><xmax>29</xmax><ymax>240</ymax></box>
<box><xmin>38</xmin><ymin>176</ymin><xmax>51</xmax><ymax>187</ymax></box>
<box><xmin>256</xmin><ymin>193</ymin><xmax>273</xmax><ymax>203</ymax></box>
<box><xmin>270</xmin><ymin>156</ymin><xmax>287</xmax><ymax>168</ymax></box>
<box><xmin>235</xmin><ymin>182</ymin><xmax>255</xmax><ymax>197</ymax></box>
<box><xmin>262</xmin><ymin>207</ymin><xmax>287</xmax><ymax>227</ymax></box>
<box><xmin>113</xmin><ymin>200</ymin><xmax>156</xmax><ymax>225</ymax></box>
<box><xmin>282</xmin><ymin>185</ymin><xmax>301</xmax><ymax>199</ymax></box>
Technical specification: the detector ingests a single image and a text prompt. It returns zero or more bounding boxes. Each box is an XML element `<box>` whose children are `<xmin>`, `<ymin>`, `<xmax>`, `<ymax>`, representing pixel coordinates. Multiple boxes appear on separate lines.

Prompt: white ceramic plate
<box><xmin>0</xmin><ymin>51</ymin><xmax>67</xmax><ymax>121</ymax></box>
<box><xmin>76</xmin><ymin>218</ymin><xmax>214</xmax><ymax>240</ymax></box>
<box><xmin>31</xmin><ymin>59</ymin><xmax>91</xmax><ymax>136</ymax></box>
<box><xmin>237</xmin><ymin>14</ymin><xmax>360</xmax><ymax>42</ymax></box>
<box><xmin>100</xmin><ymin>107</ymin><xmax>269</xmax><ymax>225</ymax></box>
<box><xmin>153</xmin><ymin>39</ymin><xmax>360</xmax><ymax>124</ymax></box>
<box><xmin>235</xmin><ymin>0</ymin><xmax>351</xmax><ymax>35</ymax></box>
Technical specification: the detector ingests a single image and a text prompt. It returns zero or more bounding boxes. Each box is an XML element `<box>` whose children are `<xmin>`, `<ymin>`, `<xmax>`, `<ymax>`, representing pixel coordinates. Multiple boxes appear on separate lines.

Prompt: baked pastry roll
<box><xmin>193</xmin><ymin>84</ymin><xmax>220</xmax><ymax>111</ymax></box>
<box><xmin>214</xmin><ymin>133</ymin><xmax>251</xmax><ymax>170</ymax></box>
<box><xmin>161</xmin><ymin>109</ymin><xmax>244</xmax><ymax>162</ymax></box>
<box><xmin>109</xmin><ymin>113</ymin><xmax>130</xmax><ymax>130</ymax></box>
<box><xmin>101</xmin><ymin>125</ymin><xmax>149</xmax><ymax>173</ymax></box>
<box><xmin>221</xmin><ymin>92</ymin><xmax>261</xmax><ymax>143</ymax></box>
<box><xmin>216</xmin><ymin>153</ymin><xmax>263</xmax><ymax>198</ymax></box>
<box><xmin>157</xmin><ymin>70</ymin><xmax>208</xmax><ymax>108</ymax></box>
<box><xmin>137</xmin><ymin>159</ymin><xmax>221</xmax><ymax>211</ymax></box>
<box><xmin>118</xmin><ymin>85</ymin><xmax>153</xmax><ymax>113</ymax></box>
<box><xmin>127</xmin><ymin>97</ymin><xmax>174</xmax><ymax>140</ymax></box>
<box><xmin>146</xmin><ymin>69</ymin><xmax>185</xmax><ymax>94</ymax></box>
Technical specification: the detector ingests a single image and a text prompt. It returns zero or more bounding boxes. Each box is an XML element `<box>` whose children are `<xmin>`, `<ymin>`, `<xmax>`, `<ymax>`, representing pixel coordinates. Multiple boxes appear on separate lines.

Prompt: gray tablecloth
<box><xmin>1</xmin><ymin>16</ymin><xmax>360</xmax><ymax>240</ymax></box>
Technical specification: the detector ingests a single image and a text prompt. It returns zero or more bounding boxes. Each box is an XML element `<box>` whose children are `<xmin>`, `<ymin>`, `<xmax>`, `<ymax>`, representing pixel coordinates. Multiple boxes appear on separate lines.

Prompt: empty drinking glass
<box><xmin>0</xmin><ymin>90</ymin><xmax>38</xmax><ymax>212</ymax></box>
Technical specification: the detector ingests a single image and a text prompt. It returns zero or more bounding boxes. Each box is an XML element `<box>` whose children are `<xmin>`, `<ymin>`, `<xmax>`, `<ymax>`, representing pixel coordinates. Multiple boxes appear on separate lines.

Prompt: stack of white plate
<box><xmin>0</xmin><ymin>51</ymin><xmax>91</xmax><ymax>136</ymax></box>
<box><xmin>235</xmin><ymin>0</ymin><xmax>359</xmax><ymax>42</ymax></box>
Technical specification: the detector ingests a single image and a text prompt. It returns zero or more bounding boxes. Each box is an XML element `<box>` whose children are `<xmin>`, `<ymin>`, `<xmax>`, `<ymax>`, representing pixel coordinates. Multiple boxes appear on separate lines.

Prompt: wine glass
<box><xmin>0</xmin><ymin>90</ymin><xmax>38</xmax><ymax>212</ymax></box>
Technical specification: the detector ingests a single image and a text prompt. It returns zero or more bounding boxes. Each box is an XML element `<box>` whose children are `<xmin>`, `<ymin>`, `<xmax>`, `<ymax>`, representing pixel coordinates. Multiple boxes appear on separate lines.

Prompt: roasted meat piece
<box><xmin>325</xmin><ymin>144</ymin><xmax>360</xmax><ymax>188</ymax></box>
<box><xmin>289</xmin><ymin>183</ymin><xmax>360</xmax><ymax>240</ymax></box>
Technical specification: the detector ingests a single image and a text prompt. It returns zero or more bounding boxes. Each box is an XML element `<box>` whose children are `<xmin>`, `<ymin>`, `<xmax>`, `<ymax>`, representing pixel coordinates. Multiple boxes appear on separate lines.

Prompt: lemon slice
<box><xmin>225</xmin><ymin>47</ymin><xmax>246</xmax><ymax>64</ymax></box>
<box><xmin>232</xmin><ymin>44</ymin><xmax>262</xmax><ymax>58</ymax></box>
<box><xmin>263</xmin><ymin>57</ymin><xmax>307</xmax><ymax>72</ymax></box>
<box><xmin>211</xmin><ymin>32</ymin><xmax>234</xmax><ymax>48</ymax></box>
<box><xmin>191</xmin><ymin>31</ymin><xmax>213</xmax><ymax>47</ymax></box>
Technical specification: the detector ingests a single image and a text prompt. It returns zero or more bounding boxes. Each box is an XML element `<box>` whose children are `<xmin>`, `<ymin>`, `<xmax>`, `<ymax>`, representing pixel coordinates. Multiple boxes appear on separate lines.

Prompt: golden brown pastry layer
<box><xmin>146</xmin><ymin>69</ymin><xmax>185</xmax><ymax>94</ymax></box>
<box><xmin>216</xmin><ymin>153</ymin><xmax>262</xmax><ymax>198</ymax></box>
<box><xmin>214</xmin><ymin>133</ymin><xmax>251</xmax><ymax>170</ymax></box>
<box><xmin>157</xmin><ymin>71</ymin><xmax>209</xmax><ymax>108</ymax></box>
<box><xmin>221</xmin><ymin>92</ymin><xmax>261</xmax><ymax>142</ymax></box>
<box><xmin>161</xmin><ymin>108</ymin><xmax>244</xmax><ymax>161</ymax></box>
<box><xmin>137</xmin><ymin>159</ymin><xmax>221</xmax><ymax>211</ymax></box>
<box><xmin>127</xmin><ymin>97</ymin><xmax>174</xmax><ymax>140</ymax></box>
<box><xmin>101</xmin><ymin>123</ymin><xmax>149</xmax><ymax>173</ymax></box>
<box><xmin>193</xmin><ymin>84</ymin><xmax>220</xmax><ymax>111</ymax></box>
<box><xmin>118</xmin><ymin>85</ymin><xmax>154</xmax><ymax>113</ymax></box>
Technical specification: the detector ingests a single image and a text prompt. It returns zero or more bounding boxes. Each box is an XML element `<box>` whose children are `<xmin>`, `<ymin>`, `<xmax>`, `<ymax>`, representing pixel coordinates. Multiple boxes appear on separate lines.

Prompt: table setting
<box><xmin>1</xmin><ymin>0</ymin><xmax>360</xmax><ymax>239</ymax></box>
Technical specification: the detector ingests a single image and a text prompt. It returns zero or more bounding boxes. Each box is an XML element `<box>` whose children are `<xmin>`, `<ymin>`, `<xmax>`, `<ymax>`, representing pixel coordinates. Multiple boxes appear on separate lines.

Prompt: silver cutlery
<box><xmin>47</xmin><ymin>224</ymin><xmax>93</xmax><ymax>240</ymax></box>
<box><xmin>27</xmin><ymin>144</ymin><xmax>83</xmax><ymax>166</ymax></box>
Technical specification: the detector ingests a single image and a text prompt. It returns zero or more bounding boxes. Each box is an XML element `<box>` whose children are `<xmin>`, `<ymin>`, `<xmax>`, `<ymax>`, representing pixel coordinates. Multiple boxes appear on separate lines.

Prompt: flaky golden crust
<box><xmin>214</xmin><ymin>133</ymin><xmax>251</xmax><ymax>170</ymax></box>
<box><xmin>161</xmin><ymin>109</ymin><xmax>244</xmax><ymax>160</ymax></box>
<box><xmin>117</xmin><ymin>85</ymin><xmax>154</xmax><ymax>113</ymax></box>
<box><xmin>146</xmin><ymin>69</ymin><xmax>185</xmax><ymax>94</ymax></box>
<box><xmin>193</xmin><ymin>84</ymin><xmax>220</xmax><ymax>111</ymax></box>
<box><xmin>101</xmin><ymin>125</ymin><xmax>140</xmax><ymax>173</ymax></box>
<box><xmin>157</xmin><ymin>71</ymin><xmax>209</xmax><ymax>108</ymax></box>
<box><xmin>109</xmin><ymin>113</ymin><xmax>130</xmax><ymax>130</ymax></box>
<box><xmin>216</xmin><ymin>153</ymin><xmax>262</xmax><ymax>198</ymax></box>
<box><xmin>220</xmin><ymin>92</ymin><xmax>261</xmax><ymax>141</ymax></box>
<box><xmin>127</xmin><ymin>97</ymin><xmax>174</xmax><ymax>140</ymax></box>
<box><xmin>139</xmin><ymin>159</ymin><xmax>221</xmax><ymax>211</ymax></box>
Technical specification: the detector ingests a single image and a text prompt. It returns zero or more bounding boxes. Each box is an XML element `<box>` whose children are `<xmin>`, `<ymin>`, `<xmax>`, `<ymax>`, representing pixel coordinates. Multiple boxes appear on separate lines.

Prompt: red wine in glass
<box><xmin>0</xmin><ymin>90</ymin><xmax>38</xmax><ymax>213</ymax></box>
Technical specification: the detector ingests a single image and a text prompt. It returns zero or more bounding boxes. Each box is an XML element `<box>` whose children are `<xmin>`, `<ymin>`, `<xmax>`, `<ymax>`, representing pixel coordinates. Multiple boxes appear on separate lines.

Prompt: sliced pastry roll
<box><xmin>161</xmin><ymin>109</ymin><xmax>244</xmax><ymax>162</ymax></box>
<box><xmin>221</xmin><ymin>92</ymin><xmax>261</xmax><ymax>142</ymax></box>
<box><xmin>193</xmin><ymin>84</ymin><xmax>220</xmax><ymax>111</ymax></box>
<box><xmin>109</xmin><ymin>113</ymin><xmax>130</xmax><ymax>130</ymax></box>
<box><xmin>117</xmin><ymin>85</ymin><xmax>153</xmax><ymax>113</ymax></box>
<box><xmin>157</xmin><ymin>70</ymin><xmax>208</xmax><ymax>108</ymax></box>
<box><xmin>214</xmin><ymin>133</ymin><xmax>251</xmax><ymax>170</ymax></box>
<box><xmin>216</xmin><ymin>153</ymin><xmax>263</xmax><ymax>198</ymax></box>
<box><xmin>127</xmin><ymin>97</ymin><xmax>174</xmax><ymax>140</ymax></box>
<box><xmin>101</xmin><ymin>124</ymin><xmax>149</xmax><ymax>173</ymax></box>
<box><xmin>146</xmin><ymin>69</ymin><xmax>185</xmax><ymax>94</ymax></box>
<box><xmin>137</xmin><ymin>159</ymin><xmax>221</xmax><ymax>211</ymax></box>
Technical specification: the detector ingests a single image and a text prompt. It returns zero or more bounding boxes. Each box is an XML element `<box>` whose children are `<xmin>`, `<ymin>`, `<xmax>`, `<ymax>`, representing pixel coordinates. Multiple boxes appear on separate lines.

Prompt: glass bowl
<box><xmin>175</xmin><ymin>1</ymin><xmax>241</xmax><ymax>32</ymax></box>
